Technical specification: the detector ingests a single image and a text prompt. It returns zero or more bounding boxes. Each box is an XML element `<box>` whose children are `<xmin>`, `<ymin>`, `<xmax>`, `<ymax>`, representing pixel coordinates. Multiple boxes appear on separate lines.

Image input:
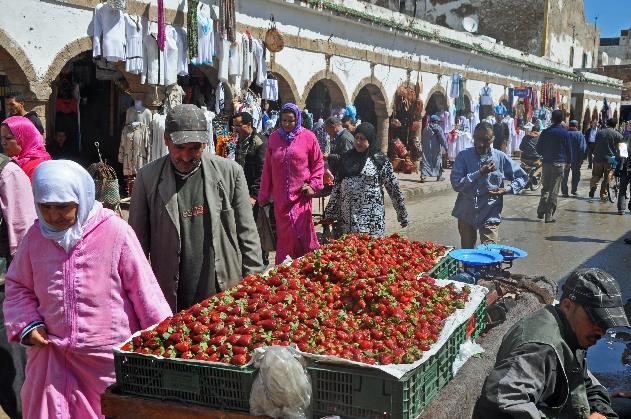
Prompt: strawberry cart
<box><xmin>108</xmin><ymin>235</ymin><xmax>486</xmax><ymax>418</ymax></box>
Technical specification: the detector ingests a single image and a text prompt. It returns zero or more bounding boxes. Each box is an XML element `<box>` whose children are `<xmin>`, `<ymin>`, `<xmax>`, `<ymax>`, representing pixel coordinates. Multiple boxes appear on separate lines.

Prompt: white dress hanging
<box><xmin>195</xmin><ymin>3</ymin><xmax>215</xmax><ymax>65</ymax></box>
<box><xmin>124</xmin><ymin>15</ymin><xmax>144</xmax><ymax>75</ymax></box>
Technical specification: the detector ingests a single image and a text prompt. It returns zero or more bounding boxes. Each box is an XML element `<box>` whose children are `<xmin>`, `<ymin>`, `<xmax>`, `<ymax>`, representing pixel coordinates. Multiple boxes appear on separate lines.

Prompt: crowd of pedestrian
<box><xmin>0</xmin><ymin>93</ymin><xmax>630</xmax><ymax>418</ymax></box>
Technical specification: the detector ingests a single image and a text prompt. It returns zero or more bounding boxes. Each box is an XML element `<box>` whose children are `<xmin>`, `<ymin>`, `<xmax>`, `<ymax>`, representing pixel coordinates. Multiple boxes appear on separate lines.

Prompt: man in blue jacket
<box><xmin>561</xmin><ymin>120</ymin><xmax>587</xmax><ymax>197</ymax></box>
<box><xmin>451</xmin><ymin>122</ymin><xmax>528</xmax><ymax>248</ymax></box>
<box><xmin>536</xmin><ymin>110</ymin><xmax>572</xmax><ymax>223</ymax></box>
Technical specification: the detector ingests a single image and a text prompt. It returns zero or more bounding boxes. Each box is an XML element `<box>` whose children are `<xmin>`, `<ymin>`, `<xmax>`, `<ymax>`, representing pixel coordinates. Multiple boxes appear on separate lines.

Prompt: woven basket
<box><xmin>265</xmin><ymin>27</ymin><xmax>284</xmax><ymax>53</ymax></box>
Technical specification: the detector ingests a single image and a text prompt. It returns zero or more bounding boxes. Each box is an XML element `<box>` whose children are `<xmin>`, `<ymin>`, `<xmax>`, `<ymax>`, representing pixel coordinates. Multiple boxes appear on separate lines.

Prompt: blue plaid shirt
<box><xmin>451</xmin><ymin>148</ymin><xmax>528</xmax><ymax>227</ymax></box>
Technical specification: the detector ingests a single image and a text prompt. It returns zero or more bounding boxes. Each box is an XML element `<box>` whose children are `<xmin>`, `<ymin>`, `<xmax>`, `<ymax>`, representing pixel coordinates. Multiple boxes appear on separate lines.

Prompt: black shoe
<box><xmin>625</xmin><ymin>238</ymin><xmax>631</xmax><ymax>245</ymax></box>
<box><xmin>571</xmin><ymin>191</ymin><xmax>577</xmax><ymax>196</ymax></box>
<box><xmin>537</xmin><ymin>212</ymin><xmax>544</xmax><ymax>219</ymax></box>
<box><xmin>436</xmin><ymin>177</ymin><xmax>445</xmax><ymax>182</ymax></box>
<box><xmin>562</xmin><ymin>193</ymin><xmax>569</xmax><ymax>198</ymax></box>
<box><xmin>588</xmin><ymin>188</ymin><xmax>596</xmax><ymax>199</ymax></box>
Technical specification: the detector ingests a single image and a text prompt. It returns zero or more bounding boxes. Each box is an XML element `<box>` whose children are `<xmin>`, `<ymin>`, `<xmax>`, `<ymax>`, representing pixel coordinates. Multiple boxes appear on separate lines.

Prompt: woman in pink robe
<box><xmin>3</xmin><ymin>160</ymin><xmax>172</xmax><ymax>419</ymax></box>
<box><xmin>258</xmin><ymin>103</ymin><xmax>324</xmax><ymax>264</ymax></box>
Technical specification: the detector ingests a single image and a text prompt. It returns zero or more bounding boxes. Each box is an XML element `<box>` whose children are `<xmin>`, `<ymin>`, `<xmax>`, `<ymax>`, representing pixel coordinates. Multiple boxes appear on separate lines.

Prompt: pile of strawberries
<box><xmin>121</xmin><ymin>234</ymin><xmax>469</xmax><ymax>366</ymax></box>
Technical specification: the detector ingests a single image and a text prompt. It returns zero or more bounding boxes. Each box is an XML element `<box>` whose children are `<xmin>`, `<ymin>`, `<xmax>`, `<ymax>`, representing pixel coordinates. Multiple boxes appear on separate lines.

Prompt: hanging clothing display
<box><xmin>455</xmin><ymin>77</ymin><xmax>465</xmax><ymax>113</ymax></box>
<box><xmin>194</xmin><ymin>2</ymin><xmax>216</xmax><ymax>65</ymax></box>
<box><xmin>142</xmin><ymin>24</ymin><xmax>178</xmax><ymax>86</ymax></box>
<box><xmin>175</xmin><ymin>26</ymin><xmax>189</xmax><ymax>76</ymax></box>
<box><xmin>164</xmin><ymin>26</ymin><xmax>179</xmax><ymax>86</ymax></box>
<box><xmin>253</xmin><ymin>39</ymin><xmax>267</xmax><ymax>86</ymax></box>
<box><xmin>165</xmin><ymin>84</ymin><xmax>184</xmax><ymax>115</ymax></box>
<box><xmin>242</xmin><ymin>33</ymin><xmax>255</xmax><ymax>87</ymax></box>
<box><xmin>228</xmin><ymin>38</ymin><xmax>243</xmax><ymax>78</ymax></box>
<box><xmin>215</xmin><ymin>81</ymin><xmax>225</xmax><ymax>114</ymax></box>
<box><xmin>119</xmin><ymin>105</ymin><xmax>152</xmax><ymax>176</ymax></box>
<box><xmin>93</xmin><ymin>2</ymin><xmax>126</xmax><ymax>62</ymax></box>
<box><xmin>202</xmin><ymin>107</ymin><xmax>216</xmax><ymax>155</ymax></box>
<box><xmin>142</xmin><ymin>32</ymin><xmax>164</xmax><ymax>85</ymax></box>
<box><xmin>236</xmin><ymin>90</ymin><xmax>263</xmax><ymax>132</ymax></box>
<box><xmin>439</xmin><ymin>109</ymin><xmax>452</xmax><ymax>134</ymax></box>
<box><xmin>150</xmin><ymin>113</ymin><xmax>167</xmax><ymax>162</ymax></box>
<box><xmin>124</xmin><ymin>15</ymin><xmax>145</xmax><ymax>75</ymax></box>
<box><xmin>262</xmin><ymin>79</ymin><xmax>279</xmax><ymax>101</ymax></box>
<box><xmin>157</xmin><ymin>0</ymin><xmax>166</xmax><ymax>51</ymax></box>
<box><xmin>480</xmin><ymin>85</ymin><xmax>493</xmax><ymax>106</ymax></box>
<box><xmin>450</xmin><ymin>74</ymin><xmax>460</xmax><ymax>99</ymax></box>
<box><xmin>219</xmin><ymin>0</ymin><xmax>237</xmax><ymax>42</ymax></box>
<box><xmin>187</xmin><ymin>0</ymin><xmax>199</xmax><ymax>60</ymax></box>
<box><xmin>218</xmin><ymin>37</ymin><xmax>231</xmax><ymax>81</ymax></box>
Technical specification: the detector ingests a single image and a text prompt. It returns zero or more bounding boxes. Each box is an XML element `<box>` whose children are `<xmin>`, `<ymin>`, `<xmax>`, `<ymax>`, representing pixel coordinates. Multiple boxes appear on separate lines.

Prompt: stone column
<box><xmin>377</xmin><ymin>112</ymin><xmax>390</xmax><ymax>153</ymax></box>
<box><xmin>25</xmin><ymin>82</ymin><xmax>52</xmax><ymax>139</ymax></box>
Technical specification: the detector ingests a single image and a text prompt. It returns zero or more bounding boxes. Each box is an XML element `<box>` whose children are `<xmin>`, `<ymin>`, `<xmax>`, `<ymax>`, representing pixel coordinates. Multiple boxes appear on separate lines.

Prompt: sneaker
<box><xmin>571</xmin><ymin>191</ymin><xmax>578</xmax><ymax>196</ymax></box>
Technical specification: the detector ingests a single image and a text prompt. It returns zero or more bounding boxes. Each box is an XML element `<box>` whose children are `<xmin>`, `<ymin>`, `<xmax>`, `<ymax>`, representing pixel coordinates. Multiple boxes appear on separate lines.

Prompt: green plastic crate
<box><xmin>114</xmin><ymin>352</ymin><xmax>255</xmax><ymax>411</ymax></box>
<box><xmin>427</xmin><ymin>255</ymin><xmax>461</xmax><ymax>280</ymax></box>
<box><xmin>308</xmin><ymin>305</ymin><xmax>479</xmax><ymax>419</ymax></box>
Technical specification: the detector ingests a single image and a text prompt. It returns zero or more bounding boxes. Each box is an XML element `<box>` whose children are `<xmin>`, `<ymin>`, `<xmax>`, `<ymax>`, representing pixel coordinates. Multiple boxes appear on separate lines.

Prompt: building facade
<box><xmin>367</xmin><ymin>0</ymin><xmax>600</xmax><ymax>69</ymax></box>
<box><xmin>0</xmin><ymin>0</ymin><xmax>621</xmax><ymax>164</ymax></box>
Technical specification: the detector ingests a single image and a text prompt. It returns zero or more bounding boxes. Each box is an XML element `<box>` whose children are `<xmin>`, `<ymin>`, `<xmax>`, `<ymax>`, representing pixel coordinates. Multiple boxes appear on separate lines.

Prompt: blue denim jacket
<box><xmin>451</xmin><ymin>148</ymin><xmax>528</xmax><ymax>227</ymax></box>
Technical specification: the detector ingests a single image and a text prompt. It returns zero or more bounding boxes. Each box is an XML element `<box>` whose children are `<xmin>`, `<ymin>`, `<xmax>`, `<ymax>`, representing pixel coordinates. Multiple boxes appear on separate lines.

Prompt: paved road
<box><xmin>384</xmin><ymin>167</ymin><xmax>631</xmax><ymax>301</ymax></box>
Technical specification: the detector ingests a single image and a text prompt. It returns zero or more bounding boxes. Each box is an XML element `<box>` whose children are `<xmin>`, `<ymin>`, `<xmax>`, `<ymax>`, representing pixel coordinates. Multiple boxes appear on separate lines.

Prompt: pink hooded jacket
<box><xmin>3</xmin><ymin>206</ymin><xmax>172</xmax><ymax>418</ymax></box>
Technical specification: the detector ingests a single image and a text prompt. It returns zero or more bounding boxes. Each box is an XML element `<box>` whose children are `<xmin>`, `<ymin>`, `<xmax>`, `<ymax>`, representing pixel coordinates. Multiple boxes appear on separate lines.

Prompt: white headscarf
<box><xmin>32</xmin><ymin>160</ymin><xmax>102</xmax><ymax>253</ymax></box>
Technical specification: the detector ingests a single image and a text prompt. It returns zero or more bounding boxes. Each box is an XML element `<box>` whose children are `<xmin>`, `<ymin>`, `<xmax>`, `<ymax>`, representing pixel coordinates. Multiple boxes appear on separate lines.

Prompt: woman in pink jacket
<box><xmin>258</xmin><ymin>103</ymin><xmax>324</xmax><ymax>264</ymax></box>
<box><xmin>3</xmin><ymin>160</ymin><xmax>172</xmax><ymax>419</ymax></box>
<box><xmin>0</xmin><ymin>116</ymin><xmax>51</xmax><ymax>181</ymax></box>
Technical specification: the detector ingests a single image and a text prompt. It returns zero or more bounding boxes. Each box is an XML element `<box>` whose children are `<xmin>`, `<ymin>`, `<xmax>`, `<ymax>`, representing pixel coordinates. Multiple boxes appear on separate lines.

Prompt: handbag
<box><xmin>87</xmin><ymin>142</ymin><xmax>121</xmax><ymax>212</ymax></box>
<box><xmin>256</xmin><ymin>205</ymin><xmax>276</xmax><ymax>252</ymax></box>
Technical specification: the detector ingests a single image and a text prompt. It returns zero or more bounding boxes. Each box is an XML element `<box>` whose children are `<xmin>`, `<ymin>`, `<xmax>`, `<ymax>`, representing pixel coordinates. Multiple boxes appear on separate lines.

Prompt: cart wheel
<box><xmin>608</xmin><ymin>177</ymin><xmax>620</xmax><ymax>203</ymax></box>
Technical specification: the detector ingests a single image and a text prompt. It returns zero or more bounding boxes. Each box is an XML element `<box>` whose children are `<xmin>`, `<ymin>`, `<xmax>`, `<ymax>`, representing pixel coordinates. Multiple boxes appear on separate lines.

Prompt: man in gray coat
<box><xmin>129</xmin><ymin>104</ymin><xmax>264</xmax><ymax>312</ymax></box>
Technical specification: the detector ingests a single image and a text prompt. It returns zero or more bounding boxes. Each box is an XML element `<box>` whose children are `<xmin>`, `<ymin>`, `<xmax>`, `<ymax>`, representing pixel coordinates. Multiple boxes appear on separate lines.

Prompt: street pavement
<box><xmin>4</xmin><ymin>166</ymin><xmax>628</xmax><ymax>419</ymax></box>
<box><xmin>383</xmin><ymin>165</ymin><xmax>631</xmax><ymax>301</ymax></box>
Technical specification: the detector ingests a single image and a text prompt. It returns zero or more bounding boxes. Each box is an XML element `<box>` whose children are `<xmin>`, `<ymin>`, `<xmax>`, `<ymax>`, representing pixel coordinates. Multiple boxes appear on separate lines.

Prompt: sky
<box><xmin>583</xmin><ymin>0</ymin><xmax>630</xmax><ymax>38</ymax></box>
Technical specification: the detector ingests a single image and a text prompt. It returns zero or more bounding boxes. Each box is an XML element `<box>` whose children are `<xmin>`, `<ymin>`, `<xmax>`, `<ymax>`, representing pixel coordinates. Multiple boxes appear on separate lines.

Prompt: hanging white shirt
<box><xmin>218</xmin><ymin>37</ymin><xmax>230</xmax><ymax>81</ymax></box>
<box><xmin>124</xmin><ymin>15</ymin><xmax>145</xmax><ymax>75</ymax></box>
<box><xmin>175</xmin><ymin>26</ymin><xmax>189</xmax><ymax>76</ymax></box>
<box><xmin>164</xmin><ymin>26</ymin><xmax>179</xmax><ymax>86</ymax></box>
<box><xmin>203</xmin><ymin>109</ymin><xmax>216</xmax><ymax>155</ymax></box>
<box><xmin>480</xmin><ymin>86</ymin><xmax>493</xmax><ymax>106</ymax></box>
<box><xmin>142</xmin><ymin>32</ymin><xmax>164</xmax><ymax>85</ymax></box>
<box><xmin>93</xmin><ymin>2</ymin><xmax>126</xmax><ymax>62</ymax></box>
<box><xmin>228</xmin><ymin>38</ymin><xmax>242</xmax><ymax>77</ymax></box>
<box><xmin>262</xmin><ymin>79</ymin><xmax>278</xmax><ymax>101</ymax></box>
<box><xmin>253</xmin><ymin>39</ymin><xmax>267</xmax><ymax>86</ymax></box>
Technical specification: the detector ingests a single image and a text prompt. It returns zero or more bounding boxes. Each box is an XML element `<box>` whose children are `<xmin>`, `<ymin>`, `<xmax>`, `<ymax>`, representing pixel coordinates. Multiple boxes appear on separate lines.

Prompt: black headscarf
<box><xmin>337</xmin><ymin>122</ymin><xmax>387</xmax><ymax>180</ymax></box>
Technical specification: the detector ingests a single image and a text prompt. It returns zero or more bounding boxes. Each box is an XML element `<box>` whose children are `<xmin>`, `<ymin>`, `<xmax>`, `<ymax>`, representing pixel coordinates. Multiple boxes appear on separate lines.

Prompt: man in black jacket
<box><xmin>474</xmin><ymin>268</ymin><xmax>626</xmax><ymax>419</ymax></box>
<box><xmin>233</xmin><ymin>112</ymin><xmax>270</xmax><ymax>265</ymax></box>
<box><xmin>4</xmin><ymin>93</ymin><xmax>44</xmax><ymax>135</ymax></box>
<box><xmin>493</xmin><ymin>114</ymin><xmax>510</xmax><ymax>152</ymax></box>
<box><xmin>324</xmin><ymin>116</ymin><xmax>355</xmax><ymax>178</ymax></box>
